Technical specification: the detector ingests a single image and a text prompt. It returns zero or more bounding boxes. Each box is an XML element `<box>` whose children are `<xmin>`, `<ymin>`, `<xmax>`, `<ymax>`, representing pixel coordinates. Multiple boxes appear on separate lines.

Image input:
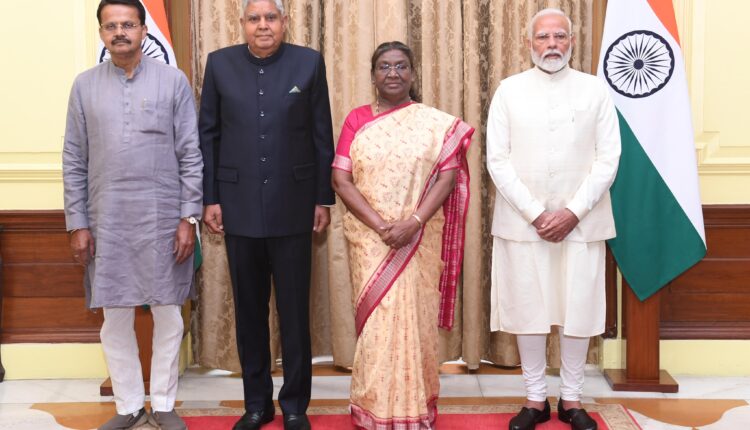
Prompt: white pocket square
<box><xmin>289</xmin><ymin>86</ymin><xmax>302</xmax><ymax>94</ymax></box>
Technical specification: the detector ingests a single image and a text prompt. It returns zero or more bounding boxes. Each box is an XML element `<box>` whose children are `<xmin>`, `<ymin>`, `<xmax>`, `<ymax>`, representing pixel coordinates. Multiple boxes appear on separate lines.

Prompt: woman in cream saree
<box><xmin>332</xmin><ymin>42</ymin><xmax>474</xmax><ymax>430</ymax></box>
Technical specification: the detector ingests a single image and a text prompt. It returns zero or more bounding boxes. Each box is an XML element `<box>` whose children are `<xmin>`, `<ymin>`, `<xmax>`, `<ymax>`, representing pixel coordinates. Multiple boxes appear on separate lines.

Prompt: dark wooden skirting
<box><xmin>0</xmin><ymin>210</ymin><xmax>103</xmax><ymax>344</ymax></box>
<box><xmin>1</xmin><ymin>328</ymin><xmax>101</xmax><ymax>344</ymax></box>
<box><xmin>660</xmin><ymin>322</ymin><xmax>750</xmax><ymax>340</ymax></box>
<box><xmin>617</xmin><ymin>205</ymin><xmax>750</xmax><ymax>340</ymax></box>
<box><xmin>1</xmin><ymin>205</ymin><xmax>749</xmax><ymax>345</ymax></box>
<box><xmin>0</xmin><ymin>225</ymin><xmax>5</xmax><ymax>381</ymax></box>
<box><xmin>657</xmin><ymin>205</ymin><xmax>750</xmax><ymax>340</ymax></box>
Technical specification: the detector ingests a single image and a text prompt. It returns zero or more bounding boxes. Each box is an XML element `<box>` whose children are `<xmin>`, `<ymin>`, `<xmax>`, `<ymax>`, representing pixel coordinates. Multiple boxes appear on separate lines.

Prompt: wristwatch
<box><xmin>183</xmin><ymin>216</ymin><xmax>198</xmax><ymax>225</ymax></box>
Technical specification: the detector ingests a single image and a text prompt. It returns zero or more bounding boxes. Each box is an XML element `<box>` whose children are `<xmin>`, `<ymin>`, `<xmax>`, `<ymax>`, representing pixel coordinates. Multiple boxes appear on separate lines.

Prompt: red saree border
<box><xmin>437</xmin><ymin>121</ymin><xmax>474</xmax><ymax>330</ymax></box>
<box><xmin>351</xmin><ymin>396</ymin><xmax>438</xmax><ymax>430</ymax></box>
<box><xmin>353</xmin><ymin>110</ymin><xmax>474</xmax><ymax>335</ymax></box>
<box><xmin>354</xmin><ymin>228</ymin><xmax>425</xmax><ymax>335</ymax></box>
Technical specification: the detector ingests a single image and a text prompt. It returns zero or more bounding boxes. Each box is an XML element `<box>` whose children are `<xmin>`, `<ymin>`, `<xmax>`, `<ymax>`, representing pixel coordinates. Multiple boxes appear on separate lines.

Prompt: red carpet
<box><xmin>184</xmin><ymin>412</ymin><xmax>614</xmax><ymax>429</ymax></box>
<box><xmin>179</xmin><ymin>403</ymin><xmax>640</xmax><ymax>430</ymax></box>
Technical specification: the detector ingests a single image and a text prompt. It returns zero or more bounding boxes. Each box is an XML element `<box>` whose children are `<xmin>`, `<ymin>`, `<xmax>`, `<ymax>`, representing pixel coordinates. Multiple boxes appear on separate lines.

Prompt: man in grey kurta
<box><xmin>64</xmin><ymin>53</ymin><xmax>202</xmax><ymax>308</ymax></box>
<box><xmin>62</xmin><ymin>1</ymin><xmax>201</xmax><ymax>429</ymax></box>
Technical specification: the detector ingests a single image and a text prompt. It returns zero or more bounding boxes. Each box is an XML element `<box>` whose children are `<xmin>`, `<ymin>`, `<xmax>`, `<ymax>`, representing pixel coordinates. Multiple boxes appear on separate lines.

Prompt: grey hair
<box><xmin>242</xmin><ymin>0</ymin><xmax>285</xmax><ymax>16</ymax></box>
<box><xmin>528</xmin><ymin>8</ymin><xmax>572</xmax><ymax>38</ymax></box>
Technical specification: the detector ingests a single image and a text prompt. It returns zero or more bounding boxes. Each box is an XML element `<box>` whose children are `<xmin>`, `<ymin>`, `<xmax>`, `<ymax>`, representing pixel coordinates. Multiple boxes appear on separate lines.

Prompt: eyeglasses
<box><xmin>100</xmin><ymin>22</ymin><xmax>142</xmax><ymax>33</ymax></box>
<box><xmin>245</xmin><ymin>13</ymin><xmax>280</xmax><ymax>24</ymax></box>
<box><xmin>375</xmin><ymin>63</ymin><xmax>411</xmax><ymax>75</ymax></box>
<box><xmin>533</xmin><ymin>32</ymin><xmax>570</xmax><ymax>43</ymax></box>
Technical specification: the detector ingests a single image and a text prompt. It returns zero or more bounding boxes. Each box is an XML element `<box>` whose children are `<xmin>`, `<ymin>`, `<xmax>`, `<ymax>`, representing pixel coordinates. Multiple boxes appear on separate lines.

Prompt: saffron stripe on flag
<box><xmin>646</xmin><ymin>0</ymin><xmax>681</xmax><ymax>45</ymax></box>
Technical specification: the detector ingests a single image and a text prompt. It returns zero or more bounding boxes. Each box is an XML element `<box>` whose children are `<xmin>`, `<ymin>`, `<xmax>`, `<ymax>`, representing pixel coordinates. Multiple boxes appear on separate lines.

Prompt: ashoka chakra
<box><xmin>603</xmin><ymin>30</ymin><xmax>674</xmax><ymax>98</ymax></box>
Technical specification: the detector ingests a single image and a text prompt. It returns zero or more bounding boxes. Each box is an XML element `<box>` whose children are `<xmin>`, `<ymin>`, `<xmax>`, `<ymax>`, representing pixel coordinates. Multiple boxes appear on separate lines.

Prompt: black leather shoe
<box><xmin>509</xmin><ymin>399</ymin><xmax>551</xmax><ymax>430</ymax></box>
<box><xmin>283</xmin><ymin>413</ymin><xmax>311</xmax><ymax>430</ymax></box>
<box><xmin>232</xmin><ymin>406</ymin><xmax>275</xmax><ymax>430</ymax></box>
<box><xmin>557</xmin><ymin>399</ymin><xmax>597</xmax><ymax>430</ymax></box>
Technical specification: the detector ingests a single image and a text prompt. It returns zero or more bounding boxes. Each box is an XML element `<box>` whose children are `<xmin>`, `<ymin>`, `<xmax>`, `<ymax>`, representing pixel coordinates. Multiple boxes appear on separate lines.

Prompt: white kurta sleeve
<box><xmin>486</xmin><ymin>84</ymin><xmax>546</xmax><ymax>224</ymax></box>
<box><xmin>565</xmin><ymin>83</ymin><xmax>621</xmax><ymax>220</ymax></box>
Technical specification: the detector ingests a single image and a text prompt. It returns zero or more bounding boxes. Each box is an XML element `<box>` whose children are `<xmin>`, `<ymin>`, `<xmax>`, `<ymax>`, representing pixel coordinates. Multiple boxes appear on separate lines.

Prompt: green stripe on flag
<box><xmin>607</xmin><ymin>111</ymin><xmax>706</xmax><ymax>300</ymax></box>
<box><xmin>193</xmin><ymin>236</ymin><xmax>202</xmax><ymax>271</ymax></box>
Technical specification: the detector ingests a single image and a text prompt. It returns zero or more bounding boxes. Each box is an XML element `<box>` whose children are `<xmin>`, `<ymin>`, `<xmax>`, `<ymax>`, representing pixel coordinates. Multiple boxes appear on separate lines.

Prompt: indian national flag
<box><xmin>597</xmin><ymin>0</ymin><xmax>706</xmax><ymax>300</ymax></box>
<box><xmin>97</xmin><ymin>0</ymin><xmax>178</xmax><ymax>68</ymax></box>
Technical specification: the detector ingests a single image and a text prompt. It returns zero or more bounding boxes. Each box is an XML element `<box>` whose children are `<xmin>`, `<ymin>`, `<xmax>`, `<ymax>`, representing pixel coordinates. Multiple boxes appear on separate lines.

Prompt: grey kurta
<box><xmin>63</xmin><ymin>57</ymin><xmax>203</xmax><ymax>308</ymax></box>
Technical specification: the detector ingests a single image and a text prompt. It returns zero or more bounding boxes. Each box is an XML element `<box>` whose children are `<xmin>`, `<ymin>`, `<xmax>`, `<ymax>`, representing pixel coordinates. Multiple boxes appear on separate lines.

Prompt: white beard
<box><xmin>531</xmin><ymin>46</ymin><xmax>572</xmax><ymax>73</ymax></box>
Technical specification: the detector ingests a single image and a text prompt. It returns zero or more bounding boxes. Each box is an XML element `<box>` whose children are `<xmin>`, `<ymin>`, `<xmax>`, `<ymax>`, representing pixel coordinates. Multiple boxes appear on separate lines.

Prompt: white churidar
<box><xmin>517</xmin><ymin>332</ymin><xmax>591</xmax><ymax>401</ymax></box>
<box><xmin>100</xmin><ymin>305</ymin><xmax>183</xmax><ymax>415</ymax></box>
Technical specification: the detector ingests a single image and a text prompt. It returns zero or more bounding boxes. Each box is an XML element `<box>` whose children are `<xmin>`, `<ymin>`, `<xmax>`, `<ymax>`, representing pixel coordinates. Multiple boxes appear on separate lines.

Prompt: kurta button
<box><xmin>261</xmin><ymin>157</ymin><xmax>267</xmax><ymax>162</ymax></box>
<box><xmin>263</xmin><ymin>179</ymin><xmax>269</xmax><ymax>184</ymax></box>
<box><xmin>259</xmin><ymin>89</ymin><xmax>264</xmax><ymax>95</ymax></box>
<box><xmin>259</xmin><ymin>69</ymin><xmax>264</xmax><ymax>74</ymax></box>
<box><xmin>260</xmin><ymin>111</ymin><xmax>265</xmax><ymax>117</ymax></box>
<box><xmin>260</xmin><ymin>134</ymin><xmax>266</xmax><ymax>139</ymax></box>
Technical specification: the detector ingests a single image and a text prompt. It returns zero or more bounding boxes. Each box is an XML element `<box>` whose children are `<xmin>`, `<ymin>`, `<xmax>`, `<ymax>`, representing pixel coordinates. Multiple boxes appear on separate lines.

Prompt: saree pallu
<box><xmin>342</xmin><ymin>103</ymin><xmax>473</xmax><ymax>430</ymax></box>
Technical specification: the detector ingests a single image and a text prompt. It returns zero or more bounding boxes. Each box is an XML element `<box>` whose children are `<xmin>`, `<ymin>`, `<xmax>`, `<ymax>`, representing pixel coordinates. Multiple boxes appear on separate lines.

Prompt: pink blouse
<box><xmin>333</xmin><ymin>102</ymin><xmax>460</xmax><ymax>172</ymax></box>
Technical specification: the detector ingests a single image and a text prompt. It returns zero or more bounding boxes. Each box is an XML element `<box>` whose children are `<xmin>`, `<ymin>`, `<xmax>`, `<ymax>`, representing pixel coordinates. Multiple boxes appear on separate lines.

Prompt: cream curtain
<box><xmin>191</xmin><ymin>0</ymin><xmax>597</xmax><ymax>373</ymax></box>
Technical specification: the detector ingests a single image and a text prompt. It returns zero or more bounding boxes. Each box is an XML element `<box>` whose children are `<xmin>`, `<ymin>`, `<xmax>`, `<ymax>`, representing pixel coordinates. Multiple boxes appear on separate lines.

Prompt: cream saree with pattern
<box><xmin>340</xmin><ymin>103</ymin><xmax>473</xmax><ymax>429</ymax></box>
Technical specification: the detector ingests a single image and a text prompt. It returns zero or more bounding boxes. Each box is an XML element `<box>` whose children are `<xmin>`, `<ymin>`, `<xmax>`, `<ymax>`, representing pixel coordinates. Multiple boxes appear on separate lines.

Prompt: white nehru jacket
<box><xmin>486</xmin><ymin>66</ymin><xmax>621</xmax><ymax>243</ymax></box>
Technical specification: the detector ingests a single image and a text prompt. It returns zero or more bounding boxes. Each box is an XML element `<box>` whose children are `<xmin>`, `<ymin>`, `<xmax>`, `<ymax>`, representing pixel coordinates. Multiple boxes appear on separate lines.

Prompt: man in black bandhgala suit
<box><xmin>198</xmin><ymin>1</ymin><xmax>335</xmax><ymax>429</ymax></box>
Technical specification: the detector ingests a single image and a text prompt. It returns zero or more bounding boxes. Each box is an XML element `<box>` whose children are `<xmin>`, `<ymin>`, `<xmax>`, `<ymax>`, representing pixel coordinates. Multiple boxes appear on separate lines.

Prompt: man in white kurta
<box><xmin>486</xmin><ymin>9</ymin><xmax>620</xmax><ymax>430</ymax></box>
<box><xmin>62</xmin><ymin>2</ymin><xmax>202</xmax><ymax>429</ymax></box>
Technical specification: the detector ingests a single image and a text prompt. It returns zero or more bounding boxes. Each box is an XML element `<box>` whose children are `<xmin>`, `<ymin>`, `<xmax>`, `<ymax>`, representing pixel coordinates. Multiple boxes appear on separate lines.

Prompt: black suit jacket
<box><xmin>199</xmin><ymin>43</ymin><xmax>335</xmax><ymax>238</ymax></box>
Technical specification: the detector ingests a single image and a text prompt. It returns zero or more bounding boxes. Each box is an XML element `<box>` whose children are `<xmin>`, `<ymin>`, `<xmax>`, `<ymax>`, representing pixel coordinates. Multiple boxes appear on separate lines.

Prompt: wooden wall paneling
<box><xmin>0</xmin><ymin>211</ymin><xmax>102</xmax><ymax>344</ymax></box>
<box><xmin>660</xmin><ymin>322</ymin><xmax>750</xmax><ymax>340</ymax></box>
<box><xmin>0</xmin><ymin>226</ymin><xmax>5</xmax><ymax>381</ymax></box>
<box><xmin>659</xmin><ymin>205</ymin><xmax>750</xmax><ymax>339</ymax></box>
<box><xmin>608</xmin><ymin>205</ymin><xmax>750</xmax><ymax>391</ymax></box>
<box><xmin>4</xmin><ymin>264</ymin><xmax>84</xmax><ymax>298</ymax></box>
<box><xmin>3</xmin><ymin>297</ymin><xmax>101</xmax><ymax>329</ymax></box>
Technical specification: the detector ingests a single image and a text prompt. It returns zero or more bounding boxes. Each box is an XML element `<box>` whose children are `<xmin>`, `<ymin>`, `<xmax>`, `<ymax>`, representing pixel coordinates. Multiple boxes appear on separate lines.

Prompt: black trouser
<box><xmin>225</xmin><ymin>233</ymin><xmax>312</xmax><ymax>415</ymax></box>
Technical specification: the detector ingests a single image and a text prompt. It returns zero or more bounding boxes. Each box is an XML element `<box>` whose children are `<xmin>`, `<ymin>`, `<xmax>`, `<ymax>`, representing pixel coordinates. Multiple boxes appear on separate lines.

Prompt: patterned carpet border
<box><xmin>176</xmin><ymin>403</ymin><xmax>640</xmax><ymax>430</ymax></box>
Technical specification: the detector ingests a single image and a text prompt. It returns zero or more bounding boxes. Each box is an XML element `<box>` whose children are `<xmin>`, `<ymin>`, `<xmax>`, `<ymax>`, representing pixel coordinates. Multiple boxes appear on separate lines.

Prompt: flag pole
<box><xmin>603</xmin><ymin>282</ymin><xmax>678</xmax><ymax>392</ymax></box>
